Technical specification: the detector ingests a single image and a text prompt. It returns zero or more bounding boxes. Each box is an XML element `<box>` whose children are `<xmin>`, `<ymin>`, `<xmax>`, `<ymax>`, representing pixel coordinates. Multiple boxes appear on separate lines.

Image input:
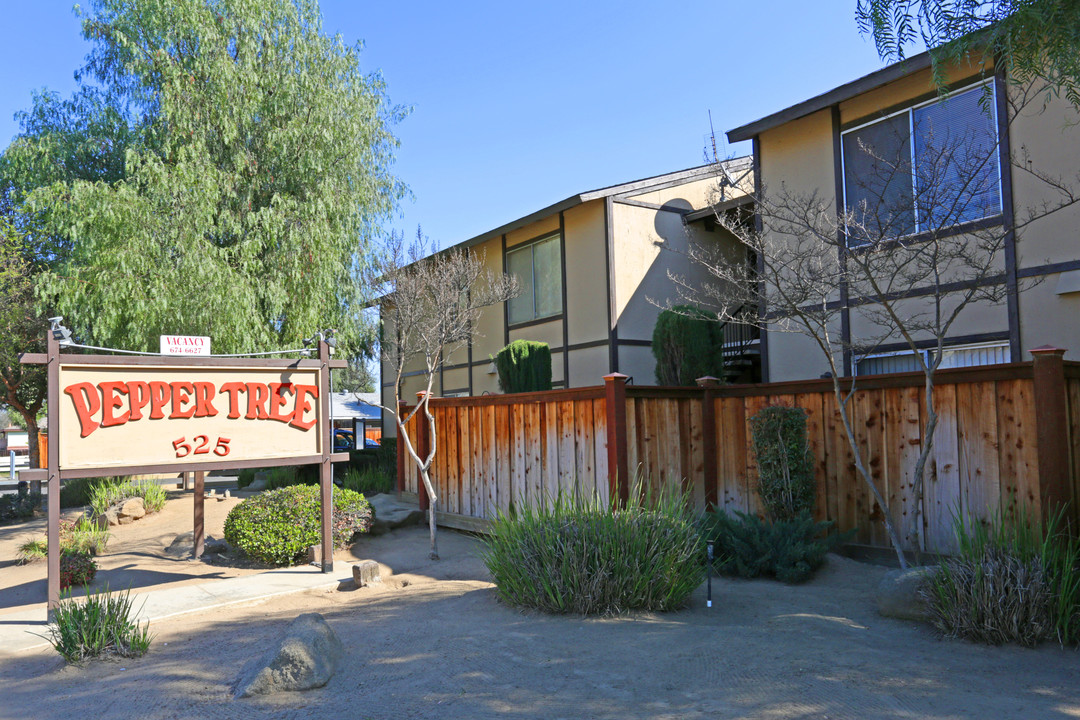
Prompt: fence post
<box><xmin>415</xmin><ymin>392</ymin><xmax>431</xmax><ymax>512</ymax></box>
<box><xmin>604</xmin><ymin>373</ymin><xmax>629</xmax><ymax>507</ymax></box>
<box><xmin>1030</xmin><ymin>346</ymin><xmax>1071</xmax><ymax>522</ymax></box>
<box><xmin>697</xmin><ymin>376</ymin><xmax>721</xmax><ymax>512</ymax></box>
<box><xmin>396</xmin><ymin>400</ymin><xmax>407</xmax><ymax>495</ymax></box>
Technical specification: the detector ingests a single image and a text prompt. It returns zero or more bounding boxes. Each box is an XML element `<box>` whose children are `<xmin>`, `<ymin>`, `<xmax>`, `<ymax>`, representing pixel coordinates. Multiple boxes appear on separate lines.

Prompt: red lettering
<box><xmin>289</xmin><ymin>384</ymin><xmax>319</xmax><ymax>430</ymax></box>
<box><xmin>99</xmin><ymin>381</ymin><xmax>130</xmax><ymax>428</ymax></box>
<box><xmin>193</xmin><ymin>382</ymin><xmax>218</xmax><ymax>418</ymax></box>
<box><xmin>64</xmin><ymin>382</ymin><xmax>101</xmax><ymax>438</ymax></box>
<box><xmin>219</xmin><ymin>382</ymin><xmax>246</xmax><ymax>419</ymax></box>
<box><xmin>245</xmin><ymin>382</ymin><xmax>270</xmax><ymax>420</ymax></box>
<box><xmin>127</xmin><ymin>381</ymin><xmax>150</xmax><ymax>421</ymax></box>
<box><xmin>267</xmin><ymin>383</ymin><xmax>294</xmax><ymax>424</ymax></box>
<box><xmin>148</xmin><ymin>381</ymin><xmax>171</xmax><ymax>419</ymax></box>
<box><xmin>169</xmin><ymin>381</ymin><xmax>196</xmax><ymax>419</ymax></box>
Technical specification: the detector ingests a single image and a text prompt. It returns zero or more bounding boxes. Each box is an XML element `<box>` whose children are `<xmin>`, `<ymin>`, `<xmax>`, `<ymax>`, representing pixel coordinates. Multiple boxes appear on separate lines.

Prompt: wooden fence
<box><xmin>397</xmin><ymin>348</ymin><xmax>1079</xmax><ymax>553</ymax></box>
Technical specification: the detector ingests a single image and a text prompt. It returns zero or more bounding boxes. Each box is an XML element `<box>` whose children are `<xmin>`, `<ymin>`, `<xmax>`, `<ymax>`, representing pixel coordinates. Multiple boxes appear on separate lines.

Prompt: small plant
<box><xmin>263</xmin><ymin>466</ymin><xmax>302</xmax><ymax>490</ymax></box>
<box><xmin>342</xmin><ymin>466</ymin><xmax>394</xmax><ymax>496</ymax></box>
<box><xmin>481</xmin><ymin>484</ymin><xmax>703</xmax><ymax>615</ymax></box>
<box><xmin>18</xmin><ymin>537</ymin><xmax>47</xmax><ymax>563</ymax></box>
<box><xmin>493</xmin><ymin>340</ymin><xmax>553</xmax><ymax>393</ymax></box>
<box><xmin>59</xmin><ymin>550</ymin><xmax>98</xmax><ymax>589</ymax></box>
<box><xmin>46</xmin><ymin>585</ymin><xmax>152</xmax><ymax>663</ymax></box>
<box><xmin>921</xmin><ymin>505</ymin><xmax>1080</xmax><ymax>647</ymax></box>
<box><xmin>749</xmin><ymin>406</ymin><xmax>816</xmax><ymax>521</ymax></box>
<box><xmin>223</xmin><ymin>484</ymin><xmax>373</xmax><ymax>566</ymax></box>
<box><xmin>237</xmin><ymin>468</ymin><xmax>256</xmax><ymax>488</ymax></box>
<box><xmin>651</xmin><ymin>305</ymin><xmax>725</xmax><ymax>386</ymax></box>
<box><xmin>700</xmin><ymin>510</ymin><xmax>845</xmax><ymax>583</ymax></box>
<box><xmin>63</xmin><ymin>517</ymin><xmax>111</xmax><ymax>555</ymax></box>
<box><xmin>88</xmin><ymin>477</ymin><xmax>167</xmax><ymax>517</ymax></box>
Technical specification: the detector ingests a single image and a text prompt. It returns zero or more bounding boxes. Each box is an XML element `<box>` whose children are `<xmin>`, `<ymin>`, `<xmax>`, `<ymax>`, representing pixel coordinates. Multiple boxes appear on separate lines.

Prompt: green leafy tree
<box><xmin>652</xmin><ymin>305</ymin><xmax>725</xmax><ymax>386</ymax></box>
<box><xmin>15</xmin><ymin>0</ymin><xmax>404</xmax><ymax>355</ymax></box>
<box><xmin>857</xmin><ymin>0</ymin><xmax>1080</xmax><ymax>107</ymax></box>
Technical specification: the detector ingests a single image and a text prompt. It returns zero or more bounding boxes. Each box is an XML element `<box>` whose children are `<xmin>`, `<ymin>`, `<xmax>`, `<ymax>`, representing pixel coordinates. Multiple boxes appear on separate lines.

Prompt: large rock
<box><xmin>247</xmin><ymin>471</ymin><xmax>268</xmax><ymax>491</ymax></box>
<box><xmin>233</xmin><ymin>613</ymin><xmax>343</xmax><ymax>698</ymax></box>
<box><xmin>118</xmin><ymin>497</ymin><xmax>146</xmax><ymax>520</ymax></box>
<box><xmin>876</xmin><ymin>566</ymin><xmax>936</xmax><ymax>622</ymax></box>
<box><xmin>352</xmin><ymin>560</ymin><xmax>381</xmax><ymax>587</ymax></box>
<box><xmin>366</xmin><ymin>493</ymin><xmax>423</xmax><ymax>536</ymax></box>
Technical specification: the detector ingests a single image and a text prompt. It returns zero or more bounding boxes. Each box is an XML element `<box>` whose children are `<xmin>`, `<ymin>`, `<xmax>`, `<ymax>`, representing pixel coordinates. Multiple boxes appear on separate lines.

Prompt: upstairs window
<box><xmin>507</xmin><ymin>233</ymin><xmax>562</xmax><ymax>325</ymax></box>
<box><xmin>842</xmin><ymin>83</ymin><xmax>1002</xmax><ymax>244</ymax></box>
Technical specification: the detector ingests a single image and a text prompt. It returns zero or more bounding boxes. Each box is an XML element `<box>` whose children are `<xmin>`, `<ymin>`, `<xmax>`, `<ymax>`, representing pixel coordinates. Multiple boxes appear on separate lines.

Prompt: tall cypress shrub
<box><xmin>494</xmin><ymin>340</ymin><xmax>552</xmax><ymax>393</ymax></box>
<box><xmin>652</xmin><ymin>305</ymin><xmax>725</xmax><ymax>386</ymax></box>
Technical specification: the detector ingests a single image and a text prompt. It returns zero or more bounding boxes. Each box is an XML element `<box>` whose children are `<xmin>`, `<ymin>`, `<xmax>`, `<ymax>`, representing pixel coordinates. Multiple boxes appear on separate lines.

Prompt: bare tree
<box><xmin>671</xmin><ymin>80</ymin><xmax>1079</xmax><ymax>567</ymax></box>
<box><xmin>376</xmin><ymin>229</ymin><xmax>518</xmax><ymax>559</ymax></box>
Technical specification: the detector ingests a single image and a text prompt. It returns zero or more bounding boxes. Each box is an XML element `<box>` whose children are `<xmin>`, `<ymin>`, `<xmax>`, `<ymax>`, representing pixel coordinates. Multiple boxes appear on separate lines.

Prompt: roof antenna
<box><xmin>704</xmin><ymin>110</ymin><xmax>719</xmax><ymax>164</ymax></box>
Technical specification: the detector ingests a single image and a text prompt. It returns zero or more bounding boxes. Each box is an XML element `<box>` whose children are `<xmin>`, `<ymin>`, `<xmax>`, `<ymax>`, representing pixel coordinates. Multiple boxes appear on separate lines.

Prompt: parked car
<box><xmin>333</xmin><ymin>429</ymin><xmax>355</xmax><ymax>452</ymax></box>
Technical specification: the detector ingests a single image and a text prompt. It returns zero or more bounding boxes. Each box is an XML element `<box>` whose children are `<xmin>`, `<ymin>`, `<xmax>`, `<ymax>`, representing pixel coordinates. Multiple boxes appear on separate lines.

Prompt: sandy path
<box><xmin>1</xmin><ymin>522</ymin><xmax>1079</xmax><ymax>719</ymax></box>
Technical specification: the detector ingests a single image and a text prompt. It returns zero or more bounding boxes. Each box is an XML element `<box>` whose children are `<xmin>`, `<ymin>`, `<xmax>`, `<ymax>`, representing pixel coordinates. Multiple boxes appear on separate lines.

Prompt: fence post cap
<box><xmin>1030</xmin><ymin>345</ymin><xmax>1067</xmax><ymax>358</ymax></box>
<box><xmin>696</xmin><ymin>376</ymin><xmax>722</xmax><ymax>387</ymax></box>
<box><xmin>415</xmin><ymin>390</ymin><xmax>431</xmax><ymax>399</ymax></box>
<box><xmin>602</xmin><ymin>373</ymin><xmax>629</xmax><ymax>382</ymax></box>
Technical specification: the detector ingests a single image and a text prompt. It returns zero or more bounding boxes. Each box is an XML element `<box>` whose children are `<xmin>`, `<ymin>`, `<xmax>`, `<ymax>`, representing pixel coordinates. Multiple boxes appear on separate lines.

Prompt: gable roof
<box><xmin>448</xmin><ymin>161</ymin><xmax>742</xmax><ymax>254</ymax></box>
<box><xmin>727</xmin><ymin>50</ymin><xmax>934</xmax><ymax>143</ymax></box>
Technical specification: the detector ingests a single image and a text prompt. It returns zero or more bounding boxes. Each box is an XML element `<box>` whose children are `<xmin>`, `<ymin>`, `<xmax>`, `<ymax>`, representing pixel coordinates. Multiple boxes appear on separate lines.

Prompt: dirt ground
<box><xmin>2</xmin><ymin>495</ymin><xmax>1080</xmax><ymax>720</ymax></box>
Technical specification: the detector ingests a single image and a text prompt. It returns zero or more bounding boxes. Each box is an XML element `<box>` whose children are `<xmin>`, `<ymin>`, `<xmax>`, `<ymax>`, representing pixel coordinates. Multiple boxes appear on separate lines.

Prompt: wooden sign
<box><xmin>58</xmin><ymin>364</ymin><xmax>321</xmax><ymax>471</ymax></box>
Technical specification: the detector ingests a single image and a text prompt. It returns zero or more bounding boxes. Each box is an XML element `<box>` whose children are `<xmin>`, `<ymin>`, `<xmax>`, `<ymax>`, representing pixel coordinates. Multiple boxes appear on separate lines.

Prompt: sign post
<box><xmin>21</xmin><ymin>330</ymin><xmax>348</xmax><ymax>611</ymax></box>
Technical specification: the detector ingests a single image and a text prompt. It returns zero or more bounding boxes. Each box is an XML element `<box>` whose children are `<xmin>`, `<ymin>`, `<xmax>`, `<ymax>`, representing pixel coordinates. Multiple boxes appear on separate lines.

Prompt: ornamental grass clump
<box><xmin>46</xmin><ymin>585</ymin><xmax>152</xmax><ymax>663</ymax></box>
<box><xmin>481</xmin><ymin>484</ymin><xmax>703</xmax><ymax>615</ymax></box>
<box><xmin>88</xmin><ymin>477</ymin><xmax>167</xmax><ymax>517</ymax></box>
<box><xmin>223</xmin><ymin>485</ymin><xmax>373</xmax><ymax>566</ymax></box>
<box><xmin>921</xmin><ymin>505</ymin><xmax>1080</xmax><ymax>647</ymax></box>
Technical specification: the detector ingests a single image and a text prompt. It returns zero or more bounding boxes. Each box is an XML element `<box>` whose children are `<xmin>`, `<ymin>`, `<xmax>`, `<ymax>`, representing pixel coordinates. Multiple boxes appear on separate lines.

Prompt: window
<box><xmin>855</xmin><ymin>341</ymin><xmax>1010</xmax><ymax>376</ymax></box>
<box><xmin>506</xmin><ymin>233</ymin><xmax>562</xmax><ymax>324</ymax></box>
<box><xmin>842</xmin><ymin>83</ymin><xmax>1002</xmax><ymax>243</ymax></box>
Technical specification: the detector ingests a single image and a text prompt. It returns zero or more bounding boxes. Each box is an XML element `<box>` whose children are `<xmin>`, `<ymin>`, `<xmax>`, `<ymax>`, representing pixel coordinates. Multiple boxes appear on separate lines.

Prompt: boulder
<box><xmin>233</xmin><ymin>613</ymin><xmax>343</xmax><ymax>698</ymax></box>
<box><xmin>247</xmin><ymin>472</ymin><xmax>268</xmax><ymax>491</ymax></box>
<box><xmin>102</xmin><ymin>508</ymin><xmax>120</xmax><ymax>527</ymax></box>
<box><xmin>118</xmin><ymin>497</ymin><xmax>146</xmax><ymax>520</ymax></box>
<box><xmin>875</xmin><ymin>566</ymin><xmax>936</xmax><ymax>622</ymax></box>
<box><xmin>352</xmin><ymin>560</ymin><xmax>381</xmax><ymax>587</ymax></box>
<box><xmin>366</xmin><ymin>494</ymin><xmax>423</xmax><ymax>536</ymax></box>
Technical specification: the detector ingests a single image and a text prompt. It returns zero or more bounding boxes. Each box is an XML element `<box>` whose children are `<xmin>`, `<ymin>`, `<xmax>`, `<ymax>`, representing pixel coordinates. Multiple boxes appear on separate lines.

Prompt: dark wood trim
<box><xmin>21</xmin><ymin>353</ymin><xmax>346</xmax><ymax>369</ymax></box>
<box><xmin>565</xmin><ymin>338</ymin><xmax>610</xmax><ymax>352</ymax></box>
<box><xmin>753</xmin><ymin>137</ymin><xmax>769</xmax><ymax>383</ymax></box>
<box><xmin>466</xmin><ymin>289</ymin><xmax>474</xmax><ymax>397</ymax></box>
<box><xmin>996</xmin><ymin>69</ymin><xmax>1021</xmax><ymax>360</ymax></box>
<box><xmin>193</xmin><ymin>470</ymin><xmax>205</xmax><ymax>559</ymax></box>
<box><xmin>507</xmin><ymin>314</ymin><xmax>564</xmax><ymax>331</ymax></box>
<box><xmin>440</xmin><ymin>388</ymin><xmax>471</xmax><ymax>396</ymax></box>
<box><xmin>846</xmin><ymin>214</ymin><xmax>1005</xmax><ymax>254</ymax></box>
<box><xmin>611</xmin><ymin>197</ymin><xmax>693</xmax><ymax>214</ymax></box>
<box><xmin>319</xmin><ymin>336</ymin><xmax>334</xmax><ymax>571</ymax></box>
<box><xmin>1031</xmin><ymin>347</ymin><xmax>1071</xmax><ymax>519</ymax></box>
<box><xmin>46</xmin><ymin>329</ymin><xmax>59</xmax><ymax>610</ymax></box>
<box><xmin>605</xmin><ymin>196</ymin><xmax>619</xmax><ymax>373</ymax></box>
<box><xmin>1018</xmin><ymin>259</ymin><xmax>1080</xmax><ymax>279</ymax></box>
<box><xmin>559</xmin><ymin>211</ymin><xmax>570</xmax><ymax>387</ymax></box>
<box><xmin>834</xmin><ymin>105</ymin><xmax>853</xmax><ymax>376</ymax></box>
<box><xmin>54</xmin><ymin>452</ymin><xmax>350</xmax><ymax>481</ymax></box>
<box><xmin>839</xmin><ymin>73</ymin><xmax>994</xmax><ymax>133</ymax></box>
<box><xmin>501</xmin><ymin>233</ymin><xmax>510</xmax><ymax>347</ymax></box>
<box><xmin>854</xmin><ymin>331</ymin><xmax>1010</xmax><ymax>358</ymax></box>
<box><xmin>616</xmin><ymin>338</ymin><xmax>652</xmax><ymax>348</ymax></box>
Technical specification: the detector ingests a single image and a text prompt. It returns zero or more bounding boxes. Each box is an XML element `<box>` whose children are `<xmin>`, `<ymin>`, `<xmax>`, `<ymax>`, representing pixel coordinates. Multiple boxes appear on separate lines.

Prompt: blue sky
<box><xmin>0</xmin><ymin>1</ymin><xmax>901</xmax><ymax>246</ymax></box>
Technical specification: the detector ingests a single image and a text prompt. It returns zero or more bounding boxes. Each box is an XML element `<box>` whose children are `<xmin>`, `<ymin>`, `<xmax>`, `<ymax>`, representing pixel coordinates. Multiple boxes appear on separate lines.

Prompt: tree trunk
<box><xmin>25</xmin><ymin>416</ymin><xmax>39</xmax><ymax>470</ymax></box>
<box><xmin>422</xmin><ymin>466</ymin><xmax>439</xmax><ymax>560</ymax></box>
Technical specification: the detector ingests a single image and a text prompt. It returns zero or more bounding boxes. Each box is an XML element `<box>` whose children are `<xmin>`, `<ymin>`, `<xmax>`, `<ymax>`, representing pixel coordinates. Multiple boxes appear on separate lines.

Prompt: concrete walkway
<box><xmin>0</xmin><ymin>561</ymin><xmax>355</xmax><ymax>654</ymax></box>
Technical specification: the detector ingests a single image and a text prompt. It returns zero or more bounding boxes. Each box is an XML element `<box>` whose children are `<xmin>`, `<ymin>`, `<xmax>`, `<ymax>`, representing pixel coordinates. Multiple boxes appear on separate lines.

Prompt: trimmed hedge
<box><xmin>493</xmin><ymin>340</ymin><xmax>553</xmax><ymax>393</ymax></box>
<box><xmin>224</xmin><ymin>485</ymin><xmax>373</xmax><ymax>566</ymax></box>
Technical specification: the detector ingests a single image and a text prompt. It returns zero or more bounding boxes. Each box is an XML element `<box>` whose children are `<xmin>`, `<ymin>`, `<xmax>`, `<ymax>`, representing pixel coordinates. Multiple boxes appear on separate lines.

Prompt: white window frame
<box><xmin>840</xmin><ymin>80</ymin><xmax>1004</xmax><ymax>244</ymax></box>
<box><xmin>854</xmin><ymin>340</ymin><xmax>1010</xmax><ymax>376</ymax></box>
<box><xmin>506</xmin><ymin>232</ymin><xmax>562</xmax><ymax>325</ymax></box>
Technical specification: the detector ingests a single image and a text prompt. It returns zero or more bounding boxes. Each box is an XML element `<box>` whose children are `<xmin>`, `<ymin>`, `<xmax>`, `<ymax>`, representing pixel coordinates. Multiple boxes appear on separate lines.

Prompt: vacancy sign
<box><xmin>161</xmin><ymin>335</ymin><xmax>211</xmax><ymax>356</ymax></box>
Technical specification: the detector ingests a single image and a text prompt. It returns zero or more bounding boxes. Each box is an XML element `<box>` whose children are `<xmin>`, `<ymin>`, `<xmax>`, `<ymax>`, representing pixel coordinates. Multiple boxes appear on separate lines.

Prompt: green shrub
<box><xmin>223</xmin><ymin>485</ymin><xmax>373</xmax><ymax>566</ymax></box>
<box><xmin>922</xmin><ymin>506</ymin><xmax>1080</xmax><ymax>646</ymax></box>
<box><xmin>481</xmin><ymin>487</ymin><xmax>703</xmax><ymax>615</ymax></box>
<box><xmin>0</xmin><ymin>490</ymin><xmax>40</xmax><ymax>521</ymax></box>
<box><xmin>87</xmin><ymin>477</ymin><xmax>166</xmax><ymax>516</ymax></box>
<box><xmin>493</xmin><ymin>340</ymin><xmax>553</xmax><ymax>393</ymax></box>
<box><xmin>59</xmin><ymin>550</ymin><xmax>97</xmax><ymax>589</ymax></box>
<box><xmin>237</xmin><ymin>468</ymin><xmax>256</xmax><ymax>488</ymax></box>
<box><xmin>47</xmin><ymin>585</ymin><xmax>152</xmax><ymax>663</ymax></box>
<box><xmin>652</xmin><ymin>305</ymin><xmax>725</xmax><ymax>386</ymax></box>
<box><xmin>342</xmin><ymin>466</ymin><xmax>394</xmax><ymax>496</ymax></box>
<box><xmin>18</xmin><ymin>537</ymin><xmax>47</xmax><ymax>563</ymax></box>
<box><xmin>60</xmin><ymin>477</ymin><xmax>108</xmax><ymax>508</ymax></box>
<box><xmin>749</xmin><ymin>406</ymin><xmax>816</xmax><ymax>521</ymax></box>
<box><xmin>700</xmin><ymin>510</ymin><xmax>845</xmax><ymax>583</ymax></box>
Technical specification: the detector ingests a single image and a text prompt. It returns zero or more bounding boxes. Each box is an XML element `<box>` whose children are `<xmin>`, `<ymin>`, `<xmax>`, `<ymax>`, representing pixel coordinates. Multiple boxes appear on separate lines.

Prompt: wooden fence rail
<box><xmin>397</xmin><ymin>349</ymin><xmax>1079</xmax><ymax>553</ymax></box>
